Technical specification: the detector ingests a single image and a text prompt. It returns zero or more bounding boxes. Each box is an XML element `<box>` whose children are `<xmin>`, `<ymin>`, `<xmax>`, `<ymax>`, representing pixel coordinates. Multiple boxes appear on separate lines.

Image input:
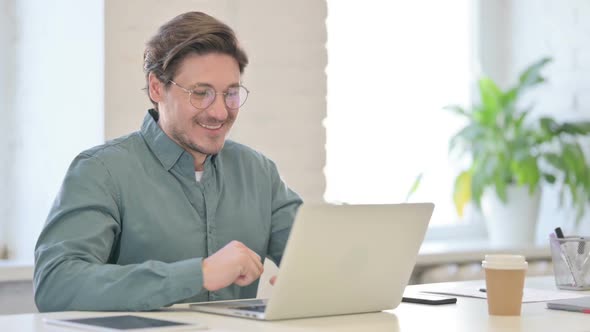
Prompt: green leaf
<box><xmin>535</xmin><ymin>117</ymin><xmax>558</xmax><ymax>144</ymax></box>
<box><xmin>449</xmin><ymin>124</ymin><xmax>485</xmax><ymax>155</ymax></box>
<box><xmin>544</xmin><ymin>152</ymin><xmax>563</xmax><ymax>170</ymax></box>
<box><xmin>502</xmin><ymin>87</ymin><xmax>519</xmax><ymax>107</ymax></box>
<box><xmin>539</xmin><ymin>117</ymin><xmax>558</xmax><ymax>133</ymax></box>
<box><xmin>443</xmin><ymin>105</ymin><xmax>469</xmax><ymax>117</ymax></box>
<box><xmin>470</xmin><ymin>156</ymin><xmax>494</xmax><ymax>207</ymax></box>
<box><xmin>572</xmin><ymin>122</ymin><xmax>590</xmax><ymax>134</ymax></box>
<box><xmin>518</xmin><ymin>57</ymin><xmax>552</xmax><ymax>90</ymax></box>
<box><xmin>471</xmin><ymin>172</ymin><xmax>486</xmax><ymax>208</ymax></box>
<box><xmin>453</xmin><ymin>170</ymin><xmax>472</xmax><ymax>217</ymax></box>
<box><xmin>567</xmin><ymin>177</ymin><xmax>579</xmax><ymax>206</ymax></box>
<box><xmin>478</xmin><ymin>78</ymin><xmax>503</xmax><ymax>122</ymax></box>
<box><xmin>543</xmin><ymin>173</ymin><xmax>556</xmax><ymax>184</ymax></box>
<box><xmin>562</xmin><ymin>145</ymin><xmax>580</xmax><ymax>179</ymax></box>
<box><xmin>558</xmin><ymin>122</ymin><xmax>590</xmax><ymax>136</ymax></box>
<box><xmin>511</xmin><ymin>157</ymin><xmax>540</xmax><ymax>190</ymax></box>
<box><xmin>514</xmin><ymin>111</ymin><xmax>528</xmax><ymax>130</ymax></box>
<box><xmin>494</xmin><ymin>171</ymin><xmax>508</xmax><ymax>203</ymax></box>
<box><xmin>570</xmin><ymin>143</ymin><xmax>587</xmax><ymax>176</ymax></box>
<box><xmin>405</xmin><ymin>173</ymin><xmax>423</xmax><ymax>202</ymax></box>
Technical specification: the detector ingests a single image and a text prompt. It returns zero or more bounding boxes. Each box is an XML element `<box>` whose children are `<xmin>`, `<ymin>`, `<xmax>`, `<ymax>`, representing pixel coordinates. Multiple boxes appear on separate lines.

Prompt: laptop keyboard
<box><xmin>234</xmin><ymin>305</ymin><xmax>267</xmax><ymax>312</ymax></box>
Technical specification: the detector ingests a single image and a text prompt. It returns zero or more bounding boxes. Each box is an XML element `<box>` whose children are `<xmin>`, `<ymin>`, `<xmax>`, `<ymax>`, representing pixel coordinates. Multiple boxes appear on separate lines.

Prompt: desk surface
<box><xmin>2</xmin><ymin>276</ymin><xmax>589</xmax><ymax>332</ymax></box>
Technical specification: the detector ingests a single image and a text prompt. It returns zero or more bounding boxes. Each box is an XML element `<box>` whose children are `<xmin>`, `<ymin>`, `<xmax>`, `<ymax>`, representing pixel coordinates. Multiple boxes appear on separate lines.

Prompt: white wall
<box><xmin>105</xmin><ymin>0</ymin><xmax>327</xmax><ymax>204</ymax></box>
<box><xmin>476</xmin><ymin>0</ymin><xmax>512</xmax><ymax>86</ymax></box>
<box><xmin>7</xmin><ymin>0</ymin><xmax>104</xmax><ymax>260</ymax></box>
<box><xmin>506</xmin><ymin>0</ymin><xmax>590</xmax><ymax>116</ymax></box>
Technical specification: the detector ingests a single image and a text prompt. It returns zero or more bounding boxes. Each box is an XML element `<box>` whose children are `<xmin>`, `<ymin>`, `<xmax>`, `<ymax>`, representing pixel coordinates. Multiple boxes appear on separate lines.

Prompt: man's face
<box><xmin>153</xmin><ymin>53</ymin><xmax>241</xmax><ymax>158</ymax></box>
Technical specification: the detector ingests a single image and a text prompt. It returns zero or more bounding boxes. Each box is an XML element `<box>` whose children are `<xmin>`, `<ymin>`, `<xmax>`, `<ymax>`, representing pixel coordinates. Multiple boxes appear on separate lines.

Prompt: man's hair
<box><xmin>143</xmin><ymin>11</ymin><xmax>248</xmax><ymax>109</ymax></box>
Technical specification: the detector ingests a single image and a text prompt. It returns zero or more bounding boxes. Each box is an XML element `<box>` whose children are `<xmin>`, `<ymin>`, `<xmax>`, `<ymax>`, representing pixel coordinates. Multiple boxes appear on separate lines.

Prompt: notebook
<box><xmin>189</xmin><ymin>203</ymin><xmax>434</xmax><ymax>320</ymax></box>
<box><xmin>547</xmin><ymin>296</ymin><xmax>590</xmax><ymax>313</ymax></box>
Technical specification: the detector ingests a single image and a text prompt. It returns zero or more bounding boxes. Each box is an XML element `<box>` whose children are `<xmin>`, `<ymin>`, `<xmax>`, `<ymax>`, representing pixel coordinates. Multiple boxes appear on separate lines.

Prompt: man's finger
<box><xmin>240</xmin><ymin>253</ymin><xmax>263</xmax><ymax>283</ymax></box>
<box><xmin>235</xmin><ymin>269</ymin><xmax>258</xmax><ymax>287</ymax></box>
<box><xmin>235</xmin><ymin>276</ymin><xmax>253</xmax><ymax>287</ymax></box>
<box><xmin>245</xmin><ymin>248</ymin><xmax>264</xmax><ymax>274</ymax></box>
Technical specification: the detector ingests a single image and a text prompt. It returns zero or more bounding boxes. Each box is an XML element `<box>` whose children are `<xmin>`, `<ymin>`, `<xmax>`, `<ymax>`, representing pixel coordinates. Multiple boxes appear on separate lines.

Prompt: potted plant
<box><xmin>446</xmin><ymin>57</ymin><xmax>590</xmax><ymax>246</ymax></box>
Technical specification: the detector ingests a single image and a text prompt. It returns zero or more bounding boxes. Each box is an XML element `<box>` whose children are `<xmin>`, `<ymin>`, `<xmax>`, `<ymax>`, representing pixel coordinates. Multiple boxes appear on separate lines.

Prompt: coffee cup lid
<box><xmin>482</xmin><ymin>254</ymin><xmax>528</xmax><ymax>270</ymax></box>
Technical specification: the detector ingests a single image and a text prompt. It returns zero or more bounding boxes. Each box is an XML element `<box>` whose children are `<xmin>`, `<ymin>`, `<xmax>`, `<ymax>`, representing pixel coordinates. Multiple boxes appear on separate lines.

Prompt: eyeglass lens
<box><xmin>190</xmin><ymin>86</ymin><xmax>248</xmax><ymax>110</ymax></box>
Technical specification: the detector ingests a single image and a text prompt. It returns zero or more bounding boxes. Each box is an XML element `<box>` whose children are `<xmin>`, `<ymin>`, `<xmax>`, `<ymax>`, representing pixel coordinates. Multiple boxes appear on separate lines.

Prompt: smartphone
<box><xmin>402</xmin><ymin>293</ymin><xmax>457</xmax><ymax>305</ymax></box>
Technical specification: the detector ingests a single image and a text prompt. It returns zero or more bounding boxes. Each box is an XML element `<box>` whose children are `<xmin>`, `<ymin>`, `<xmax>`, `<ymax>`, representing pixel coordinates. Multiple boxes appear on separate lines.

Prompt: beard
<box><xmin>171</xmin><ymin>126</ymin><xmax>225</xmax><ymax>156</ymax></box>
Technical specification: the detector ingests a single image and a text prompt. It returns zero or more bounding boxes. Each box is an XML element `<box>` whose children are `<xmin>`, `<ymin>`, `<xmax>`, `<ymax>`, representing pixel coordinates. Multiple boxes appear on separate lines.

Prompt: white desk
<box><xmin>1</xmin><ymin>276</ymin><xmax>589</xmax><ymax>331</ymax></box>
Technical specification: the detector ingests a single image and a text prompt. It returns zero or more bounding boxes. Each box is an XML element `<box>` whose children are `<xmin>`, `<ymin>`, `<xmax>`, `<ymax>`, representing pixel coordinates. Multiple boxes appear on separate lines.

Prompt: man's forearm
<box><xmin>34</xmin><ymin>256</ymin><xmax>204</xmax><ymax>312</ymax></box>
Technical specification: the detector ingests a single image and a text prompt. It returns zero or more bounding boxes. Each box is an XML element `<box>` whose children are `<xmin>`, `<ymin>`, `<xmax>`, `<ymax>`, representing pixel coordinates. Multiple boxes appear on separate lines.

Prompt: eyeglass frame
<box><xmin>168</xmin><ymin>80</ymin><xmax>250</xmax><ymax>111</ymax></box>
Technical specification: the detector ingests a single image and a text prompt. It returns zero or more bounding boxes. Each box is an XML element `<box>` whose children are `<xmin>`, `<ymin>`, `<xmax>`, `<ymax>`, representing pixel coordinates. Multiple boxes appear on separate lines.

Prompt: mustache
<box><xmin>193</xmin><ymin>116</ymin><xmax>225</xmax><ymax>126</ymax></box>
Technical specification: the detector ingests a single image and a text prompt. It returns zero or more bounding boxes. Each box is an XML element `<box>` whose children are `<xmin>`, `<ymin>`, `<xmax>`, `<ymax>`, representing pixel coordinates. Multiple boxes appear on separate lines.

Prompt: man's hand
<box><xmin>202</xmin><ymin>240</ymin><xmax>264</xmax><ymax>291</ymax></box>
<box><xmin>269</xmin><ymin>276</ymin><xmax>277</xmax><ymax>285</ymax></box>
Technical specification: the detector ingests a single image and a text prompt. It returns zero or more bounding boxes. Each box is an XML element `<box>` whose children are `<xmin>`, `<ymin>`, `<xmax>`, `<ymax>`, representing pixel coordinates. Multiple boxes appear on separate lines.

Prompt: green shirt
<box><xmin>34</xmin><ymin>110</ymin><xmax>303</xmax><ymax>312</ymax></box>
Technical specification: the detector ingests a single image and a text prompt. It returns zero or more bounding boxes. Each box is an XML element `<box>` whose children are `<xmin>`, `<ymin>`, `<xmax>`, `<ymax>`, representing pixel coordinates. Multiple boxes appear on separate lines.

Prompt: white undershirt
<box><xmin>195</xmin><ymin>171</ymin><xmax>204</xmax><ymax>182</ymax></box>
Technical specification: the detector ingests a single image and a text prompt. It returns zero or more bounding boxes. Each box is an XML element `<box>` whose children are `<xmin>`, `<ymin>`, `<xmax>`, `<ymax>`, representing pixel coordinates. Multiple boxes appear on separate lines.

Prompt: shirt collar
<box><xmin>140</xmin><ymin>109</ymin><xmax>186</xmax><ymax>171</ymax></box>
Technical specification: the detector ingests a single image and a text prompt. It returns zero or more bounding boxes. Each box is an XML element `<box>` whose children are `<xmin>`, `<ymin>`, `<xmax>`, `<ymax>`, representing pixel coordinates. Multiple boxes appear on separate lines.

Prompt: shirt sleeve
<box><xmin>266</xmin><ymin>160</ymin><xmax>303</xmax><ymax>266</ymax></box>
<box><xmin>33</xmin><ymin>153</ymin><xmax>205</xmax><ymax>312</ymax></box>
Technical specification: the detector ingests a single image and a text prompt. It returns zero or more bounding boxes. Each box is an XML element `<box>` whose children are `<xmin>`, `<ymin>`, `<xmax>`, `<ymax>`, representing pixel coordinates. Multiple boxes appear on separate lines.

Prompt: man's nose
<box><xmin>206</xmin><ymin>93</ymin><xmax>229</xmax><ymax>121</ymax></box>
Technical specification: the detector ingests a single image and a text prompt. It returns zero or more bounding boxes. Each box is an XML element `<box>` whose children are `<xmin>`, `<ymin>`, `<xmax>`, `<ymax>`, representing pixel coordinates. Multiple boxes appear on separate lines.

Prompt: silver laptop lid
<box><xmin>264</xmin><ymin>203</ymin><xmax>434</xmax><ymax>320</ymax></box>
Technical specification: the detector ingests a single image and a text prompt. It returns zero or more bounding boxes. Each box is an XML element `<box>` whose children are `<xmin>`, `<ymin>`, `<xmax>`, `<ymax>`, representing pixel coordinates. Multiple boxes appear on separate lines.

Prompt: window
<box><xmin>0</xmin><ymin>0</ymin><xmax>16</xmax><ymax>258</ymax></box>
<box><xmin>0</xmin><ymin>0</ymin><xmax>104</xmax><ymax>261</ymax></box>
<box><xmin>325</xmin><ymin>1</ymin><xmax>474</xmax><ymax>226</ymax></box>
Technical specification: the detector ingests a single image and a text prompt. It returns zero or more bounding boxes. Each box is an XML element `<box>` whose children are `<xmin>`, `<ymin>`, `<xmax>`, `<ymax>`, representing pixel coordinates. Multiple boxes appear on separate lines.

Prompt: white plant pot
<box><xmin>481</xmin><ymin>185</ymin><xmax>541</xmax><ymax>247</ymax></box>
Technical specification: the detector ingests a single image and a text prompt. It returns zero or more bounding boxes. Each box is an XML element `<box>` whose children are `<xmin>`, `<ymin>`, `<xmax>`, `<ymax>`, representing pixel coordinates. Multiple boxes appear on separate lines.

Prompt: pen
<box><xmin>554</xmin><ymin>228</ymin><xmax>580</xmax><ymax>287</ymax></box>
<box><xmin>555</xmin><ymin>227</ymin><xmax>565</xmax><ymax>239</ymax></box>
<box><xmin>577</xmin><ymin>236</ymin><xmax>586</xmax><ymax>255</ymax></box>
<box><xmin>558</xmin><ymin>229</ymin><xmax>585</xmax><ymax>254</ymax></box>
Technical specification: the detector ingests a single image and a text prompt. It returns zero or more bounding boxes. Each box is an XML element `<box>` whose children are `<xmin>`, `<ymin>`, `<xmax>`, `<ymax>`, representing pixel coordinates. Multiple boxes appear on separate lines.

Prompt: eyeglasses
<box><xmin>169</xmin><ymin>80</ymin><xmax>249</xmax><ymax>111</ymax></box>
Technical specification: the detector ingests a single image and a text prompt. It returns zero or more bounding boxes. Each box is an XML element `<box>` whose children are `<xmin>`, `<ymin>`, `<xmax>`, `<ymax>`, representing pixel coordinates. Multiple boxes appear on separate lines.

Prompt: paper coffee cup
<box><xmin>482</xmin><ymin>255</ymin><xmax>528</xmax><ymax>316</ymax></box>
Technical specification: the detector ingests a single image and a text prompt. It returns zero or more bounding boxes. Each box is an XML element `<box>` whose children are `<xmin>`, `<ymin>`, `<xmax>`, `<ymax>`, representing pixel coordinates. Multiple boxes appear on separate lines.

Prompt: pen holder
<box><xmin>550</xmin><ymin>236</ymin><xmax>590</xmax><ymax>290</ymax></box>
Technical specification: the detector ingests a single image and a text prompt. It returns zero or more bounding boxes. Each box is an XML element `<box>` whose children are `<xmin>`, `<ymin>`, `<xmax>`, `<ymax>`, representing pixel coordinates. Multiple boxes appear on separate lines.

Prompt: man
<box><xmin>34</xmin><ymin>11</ymin><xmax>302</xmax><ymax>312</ymax></box>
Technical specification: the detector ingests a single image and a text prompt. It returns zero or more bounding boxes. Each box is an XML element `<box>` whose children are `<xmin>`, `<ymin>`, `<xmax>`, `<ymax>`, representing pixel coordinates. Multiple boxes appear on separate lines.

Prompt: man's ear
<box><xmin>148</xmin><ymin>73</ymin><xmax>164</xmax><ymax>103</ymax></box>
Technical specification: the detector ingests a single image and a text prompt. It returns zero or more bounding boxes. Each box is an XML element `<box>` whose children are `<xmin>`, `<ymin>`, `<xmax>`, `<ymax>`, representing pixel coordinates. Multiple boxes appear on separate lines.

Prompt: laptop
<box><xmin>189</xmin><ymin>203</ymin><xmax>434</xmax><ymax>320</ymax></box>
